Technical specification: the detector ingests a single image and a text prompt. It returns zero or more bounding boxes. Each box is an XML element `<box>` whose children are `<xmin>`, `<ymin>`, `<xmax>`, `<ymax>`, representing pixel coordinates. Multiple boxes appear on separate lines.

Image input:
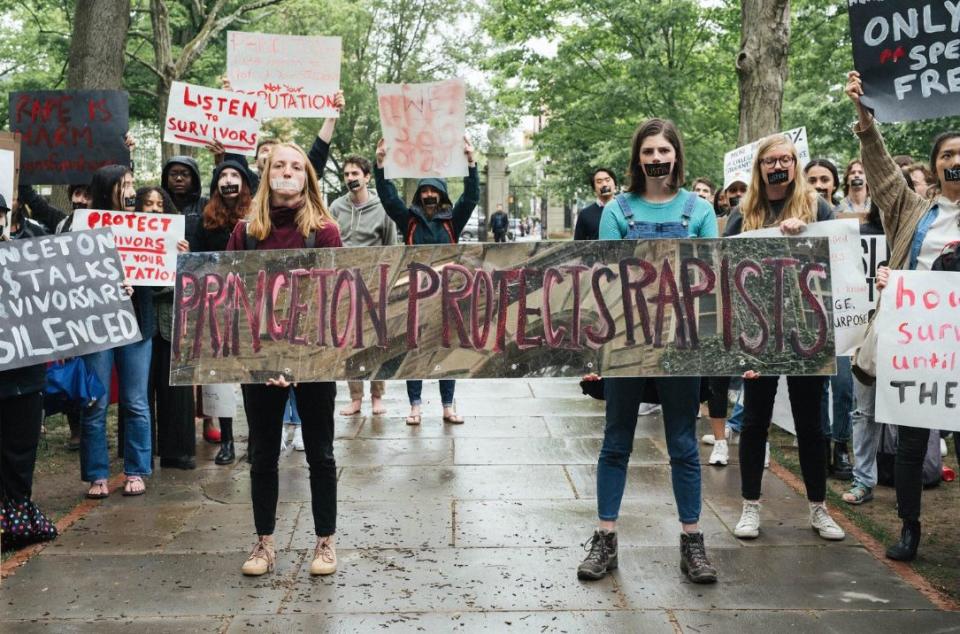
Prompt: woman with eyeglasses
<box><xmin>724</xmin><ymin>137</ymin><xmax>846</xmax><ymax>543</ymax></box>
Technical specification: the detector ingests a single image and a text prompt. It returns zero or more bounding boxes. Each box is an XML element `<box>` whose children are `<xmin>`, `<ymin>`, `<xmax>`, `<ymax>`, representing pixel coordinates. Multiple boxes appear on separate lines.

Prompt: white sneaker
<box><xmin>941</xmin><ymin>438</ymin><xmax>948</xmax><ymax>458</ymax></box>
<box><xmin>292</xmin><ymin>425</ymin><xmax>305</xmax><ymax>451</ymax></box>
<box><xmin>637</xmin><ymin>403</ymin><xmax>661</xmax><ymax>416</ymax></box>
<box><xmin>701</xmin><ymin>427</ymin><xmax>729</xmax><ymax>446</ymax></box>
<box><xmin>708</xmin><ymin>440</ymin><xmax>729</xmax><ymax>466</ymax></box>
<box><xmin>734</xmin><ymin>500</ymin><xmax>761</xmax><ymax>539</ymax></box>
<box><xmin>810</xmin><ymin>503</ymin><xmax>845</xmax><ymax>540</ymax></box>
<box><xmin>764</xmin><ymin>442</ymin><xmax>771</xmax><ymax>468</ymax></box>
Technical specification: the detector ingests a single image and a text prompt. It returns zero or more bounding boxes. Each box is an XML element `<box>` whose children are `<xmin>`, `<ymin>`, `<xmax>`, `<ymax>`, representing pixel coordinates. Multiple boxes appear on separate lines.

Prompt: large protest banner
<box><xmin>849</xmin><ymin>2</ymin><xmax>960</xmax><ymax>122</ymax></box>
<box><xmin>876</xmin><ymin>271</ymin><xmax>960</xmax><ymax>431</ymax></box>
<box><xmin>377</xmin><ymin>78</ymin><xmax>468</xmax><ymax>179</ymax></box>
<box><xmin>0</xmin><ymin>228</ymin><xmax>142</xmax><ymax>371</ymax></box>
<box><xmin>740</xmin><ymin>220</ymin><xmax>869</xmax><ymax>355</ymax></box>
<box><xmin>9</xmin><ymin>90</ymin><xmax>129</xmax><ymax>185</ymax></box>
<box><xmin>861</xmin><ymin>234</ymin><xmax>889</xmax><ymax>315</ymax></box>
<box><xmin>723</xmin><ymin>127</ymin><xmax>809</xmax><ymax>189</ymax></box>
<box><xmin>170</xmin><ymin>238</ymin><xmax>836</xmax><ymax>385</ymax></box>
<box><xmin>73</xmin><ymin>209</ymin><xmax>185</xmax><ymax>287</ymax></box>
<box><xmin>164</xmin><ymin>81</ymin><xmax>263</xmax><ymax>157</ymax></box>
<box><xmin>227</xmin><ymin>31</ymin><xmax>341</xmax><ymax>118</ymax></box>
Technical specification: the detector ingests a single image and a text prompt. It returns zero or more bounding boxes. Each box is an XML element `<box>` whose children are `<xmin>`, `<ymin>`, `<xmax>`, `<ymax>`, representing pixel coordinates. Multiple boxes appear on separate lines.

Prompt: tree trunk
<box><xmin>736</xmin><ymin>0</ymin><xmax>790</xmax><ymax>146</ymax></box>
<box><xmin>67</xmin><ymin>0</ymin><xmax>130</xmax><ymax>90</ymax></box>
<box><xmin>51</xmin><ymin>0</ymin><xmax>131</xmax><ymax>210</ymax></box>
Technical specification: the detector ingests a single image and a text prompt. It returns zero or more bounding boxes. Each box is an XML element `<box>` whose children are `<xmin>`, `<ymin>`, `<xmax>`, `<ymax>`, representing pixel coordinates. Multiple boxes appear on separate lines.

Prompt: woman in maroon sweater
<box><xmin>226</xmin><ymin>143</ymin><xmax>343</xmax><ymax>578</ymax></box>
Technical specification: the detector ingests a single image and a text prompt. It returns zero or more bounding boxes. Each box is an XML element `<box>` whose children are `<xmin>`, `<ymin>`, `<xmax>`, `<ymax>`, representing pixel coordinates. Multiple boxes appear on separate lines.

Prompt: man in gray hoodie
<box><xmin>328</xmin><ymin>155</ymin><xmax>397</xmax><ymax>416</ymax></box>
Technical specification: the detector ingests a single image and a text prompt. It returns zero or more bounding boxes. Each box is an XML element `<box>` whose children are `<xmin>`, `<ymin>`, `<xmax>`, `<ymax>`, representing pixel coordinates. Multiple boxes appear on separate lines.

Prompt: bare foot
<box><xmin>340</xmin><ymin>400</ymin><xmax>362</xmax><ymax>416</ymax></box>
<box><xmin>371</xmin><ymin>397</ymin><xmax>386</xmax><ymax>415</ymax></box>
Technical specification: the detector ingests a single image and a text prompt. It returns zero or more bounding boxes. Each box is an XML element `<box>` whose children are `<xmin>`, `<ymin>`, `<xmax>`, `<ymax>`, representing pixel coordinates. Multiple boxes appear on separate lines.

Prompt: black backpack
<box><xmin>932</xmin><ymin>240</ymin><xmax>960</xmax><ymax>272</ymax></box>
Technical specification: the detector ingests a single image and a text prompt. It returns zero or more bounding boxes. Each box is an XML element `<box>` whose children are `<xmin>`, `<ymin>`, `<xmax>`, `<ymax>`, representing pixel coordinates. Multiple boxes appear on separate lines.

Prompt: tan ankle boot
<box><xmin>310</xmin><ymin>535</ymin><xmax>337</xmax><ymax>575</ymax></box>
<box><xmin>241</xmin><ymin>535</ymin><xmax>275</xmax><ymax>576</ymax></box>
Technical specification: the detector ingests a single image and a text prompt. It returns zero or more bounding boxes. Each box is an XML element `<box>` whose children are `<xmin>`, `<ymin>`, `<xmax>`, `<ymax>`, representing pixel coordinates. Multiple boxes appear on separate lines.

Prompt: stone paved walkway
<box><xmin>2</xmin><ymin>379</ymin><xmax>958</xmax><ymax>632</ymax></box>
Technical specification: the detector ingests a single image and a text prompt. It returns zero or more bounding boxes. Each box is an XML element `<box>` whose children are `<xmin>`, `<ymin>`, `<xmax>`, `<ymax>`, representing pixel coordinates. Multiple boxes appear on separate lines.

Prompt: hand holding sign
<box><xmin>846</xmin><ymin>70</ymin><xmax>874</xmax><ymax>128</ymax></box>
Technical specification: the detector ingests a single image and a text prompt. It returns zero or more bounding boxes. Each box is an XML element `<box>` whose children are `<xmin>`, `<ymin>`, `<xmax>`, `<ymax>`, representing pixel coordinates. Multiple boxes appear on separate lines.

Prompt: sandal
<box><xmin>405</xmin><ymin>414</ymin><xmax>421</xmax><ymax>426</ymax></box>
<box><xmin>86</xmin><ymin>479</ymin><xmax>109</xmax><ymax>499</ymax></box>
<box><xmin>443</xmin><ymin>413</ymin><xmax>464</xmax><ymax>424</ymax></box>
<box><xmin>842</xmin><ymin>481</ymin><xmax>873</xmax><ymax>505</ymax></box>
<box><xmin>122</xmin><ymin>476</ymin><xmax>146</xmax><ymax>497</ymax></box>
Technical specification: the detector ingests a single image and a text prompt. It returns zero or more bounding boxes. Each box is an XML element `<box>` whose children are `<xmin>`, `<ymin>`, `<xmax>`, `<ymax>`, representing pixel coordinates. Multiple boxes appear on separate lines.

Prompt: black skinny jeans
<box><xmin>0</xmin><ymin>392</ymin><xmax>44</xmax><ymax>501</ymax></box>
<box><xmin>243</xmin><ymin>382</ymin><xmax>337</xmax><ymax>536</ymax></box>
<box><xmin>707</xmin><ymin>376</ymin><xmax>732</xmax><ymax>419</ymax></box>
<box><xmin>895</xmin><ymin>426</ymin><xmax>932</xmax><ymax>523</ymax></box>
<box><xmin>150</xmin><ymin>336</ymin><xmax>196</xmax><ymax>459</ymax></box>
<box><xmin>740</xmin><ymin>376</ymin><xmax>827</xmax><ymax>502</ymax></box>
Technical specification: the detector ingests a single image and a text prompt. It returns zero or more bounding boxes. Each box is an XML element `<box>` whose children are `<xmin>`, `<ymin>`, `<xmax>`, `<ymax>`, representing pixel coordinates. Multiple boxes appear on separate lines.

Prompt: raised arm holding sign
<box><xmin>849</xmin><ymin>1</ymin><xmax>960</xmax><ymax>122</ymax></box>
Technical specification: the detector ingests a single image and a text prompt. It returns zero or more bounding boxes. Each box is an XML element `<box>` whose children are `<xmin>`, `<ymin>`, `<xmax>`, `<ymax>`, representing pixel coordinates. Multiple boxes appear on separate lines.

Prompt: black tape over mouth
<box><xmin>220</xmin><ymin>184</ymin><xmax>240</xmax><ymax>195</ymax></box>
<box><xmin>599</xmin><ymin>186</ymin><xmax>611</xmax><ymax>195</ymax></box>
<box><xmin>944</xmin><ymin>168</ymin><xmax>960</xmax><ymax>182</ymax></box>
<box><xmin>123</xmin><ymin>197</ymin><xmax>137</xmax><ymax>208</ymax></box>
<box><xmin>644</xmin><ymin>163</ymin><xmax>672</xmax><ymax>177</ymax></box>
<box><xmin>767</xmin><ymin>170</ymin><xmax>790</xmax><ymax>185</ymax></box>
<box><xmin>850</xmin><ymin>178</ymin><xmax>865</xmax><ymax>188</ymax></box>
<box><xmin>347</xmin><ymin>180</ymin><xmax>362</xmax><ymax>191</ymax></box>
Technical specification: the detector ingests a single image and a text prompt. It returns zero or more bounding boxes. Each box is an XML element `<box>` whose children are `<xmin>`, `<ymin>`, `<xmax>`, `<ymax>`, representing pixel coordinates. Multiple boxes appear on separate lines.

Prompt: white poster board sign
<box><xmin>861</xmin><ymin>235</ymin><xmax>889</xmax><ymax>316</ymax></box>
<box><xmin>0</xmin><ymin>149</ymin><xmax>13</xmax><ymax>206</ymax></box>
<box><xmin>74</xmin><ymin>209</ymin><xmax>184</xmax><ymax>287</ymax></box>
<box><xmin>739</xmin><ymin>219</ymin><xmax>867</xmax><ymax>355</ymax></box>
<box><xmin>202</xmin><ymin>384</ymin><xmax>237</xmax><ymax>418</ymax></box>
<box><xmin>377</xmin><ymin>78</ymin><xmax>468</xmax><ymax>179</ymax></box>
<box><xmin>876</xmin><ymin>271</ymin><xmax>960</xmax><ymax>431</ymax></box>
<box><xmin>164</xmin><ymin>81</ymin><xmax>264</xmax><ymax>157</ymax></box>
<box><xmin>723</xmin><ymin>127</ymin><xmax>810</xmax><ymax>189</ymax></box>
<box><xmin>227</xmin><ymin>31</ymin><xmax>341</xmax><ymax>118</ymax></box>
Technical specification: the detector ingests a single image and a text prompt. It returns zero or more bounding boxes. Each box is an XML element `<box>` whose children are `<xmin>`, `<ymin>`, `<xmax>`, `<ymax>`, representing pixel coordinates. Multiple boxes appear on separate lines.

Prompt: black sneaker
<box><xmin>680</xmin><ymin>532</ymin><xmax>718</xmax><ymax>584</ymax></box>
<box><xmin>577</xmin><ymin>529</ymin><xmax>618</xmax><ymax>580</ymax></box>
<box><xmin>831</xmin><ymin>442</ymin><xmax>853</xmax><ymax>481</ymax></box>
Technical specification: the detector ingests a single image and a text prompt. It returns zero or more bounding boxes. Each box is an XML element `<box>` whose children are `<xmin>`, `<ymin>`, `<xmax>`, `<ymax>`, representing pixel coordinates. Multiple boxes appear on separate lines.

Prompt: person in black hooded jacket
<box><xmin>374</xmin><ymin>135</ymin><xmax>479</xmax><ymax>426</ymax></box>
<box><xmin>161</xmin><ymin>155</ymin><xmax>208</xmax><ymax>242</ymax></box>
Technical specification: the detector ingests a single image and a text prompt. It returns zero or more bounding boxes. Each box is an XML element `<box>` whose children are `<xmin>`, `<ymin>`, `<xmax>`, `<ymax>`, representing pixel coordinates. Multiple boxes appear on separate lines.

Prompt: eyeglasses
<box><xmin>760</xmin><ymin>155</ymin><xmax>796</xmax><ymax>168</ymax></box>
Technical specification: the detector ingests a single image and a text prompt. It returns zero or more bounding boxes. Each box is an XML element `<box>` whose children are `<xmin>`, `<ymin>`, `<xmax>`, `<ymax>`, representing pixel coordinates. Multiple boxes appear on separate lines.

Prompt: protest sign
<box><xmin>227</xmin><ymin>31</ymin><xmax>341</xmax><ymax>118</ymax></box>
<box><xmin>875</xmin><ymin>271</ymin><xmax>960</xmax><ymax>431</ymax></box>
<box><xmin>723</xmin><ymin>127</ymin><xmax>810</xmax><ymax>189</ymax></box>
<box><xmin>861</xmin><ymin>234</ymin><xmax>889</xmax><ymax>315</ymax></box>
<box><xmin>849</xmin><ymin>1</ymin><xmax>960</xmax><ymax>122</ymax></box>
<box><xmin>201</xmin><ymin>384</ymin><xmax>237</xmax><ymax>418</ymax></box>
<box><xmin>9</xmin><ymin>90</ymin><xmax>129</xmax><ymax>185</ymax></box>
<box><xmin>0</xmin><ymin>228</ymin><xmax>141</xmax><ymax>371</ymax></box>
<box><xmin>164</xmin><ymin>81</ymin><xmax>263</xmax><ymax>156</ymax></box>
<box><xmin>377</xmin><ymin>78</ymin><xmax>468</xmax><ymax>179</ymax></box>
<box><xmin>169</xmin><ymin>237</ymin><xmax>835</xmax><ymax>385</ymax></box>
<box><xmin>740</xmin><ymin>220</ymin><xmax>868</xmax><ymax>355</ymax></box>
<box><xmin>73</xmin><ymin>209</ymin><xmax>185</xmax><ymax>287</ymax></box>
<box><xmin>0</xmin><ymin>131</ymin><xmax>20</xmax><ymax>198</ymax></box>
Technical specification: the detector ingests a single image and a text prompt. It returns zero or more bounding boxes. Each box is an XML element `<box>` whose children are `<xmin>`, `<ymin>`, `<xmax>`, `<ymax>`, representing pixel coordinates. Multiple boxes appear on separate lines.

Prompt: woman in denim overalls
<box><xmin>577</xmin><ymin>118</ymin><xmax>720</xmax><ymax>584</ymax></box>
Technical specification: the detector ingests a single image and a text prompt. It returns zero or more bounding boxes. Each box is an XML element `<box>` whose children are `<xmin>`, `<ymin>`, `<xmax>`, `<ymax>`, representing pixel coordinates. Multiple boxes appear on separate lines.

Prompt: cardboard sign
<box><xmin>0</xmin><ymin>228</ymin><xmax>141</xmax><ymax>371</ymax></box>
<box><xmin>723</xmin><ymin>127</ymin><xmax>810</xmax><ymax>190</ymax></box>
<box><xmin>169</xmin><ymin>237</ymin><xmax>835</xmax><ymax>385</ymax></box>
<box><xmin>740</xmin><ymin>220</ymin><xmax>868</xmax><ymax>355</ymax></box>
<box><xmin>9</xmin><ymin>90</ymin><xmax>129</xmax><ymax>185</ymax></box>
<box><xmin>164</xmin><ymin>81</ymin><xmax>263</xmax><ymax>156</ymax></box>
<box><xmin>849</xmin><ymin>1</ymin><xmax>960</xmax><ymax>122</ymax></box>
<box><xmin>377</xmin><ymin>78</ymin><xmax>468</xmax><ymax>179</ymax></box>
<box><xmin>73</xmin><ymin>209</ymin><xmax>185</xmax><ymax>287</ymax></box>
<box><xmin>861</xmin><ymin>235</ymin><xmax>889</xmax><ymax>315</ymax></box>
<box><xmin>227</xmin><ymin>31</ymin><xmax>341</xmax><ymax>118</ymax></box>
<box><xmin>876</xmin><ymin>271</ymin><xmax>960</xmax><ymax>431</ymax></box>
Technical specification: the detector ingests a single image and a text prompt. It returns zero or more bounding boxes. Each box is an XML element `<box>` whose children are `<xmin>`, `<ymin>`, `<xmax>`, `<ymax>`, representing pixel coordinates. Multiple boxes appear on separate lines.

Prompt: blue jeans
<box><xmin>406</xmin><ymin>380</ymin><xmax>455</xmax><ymax>407</ymax></box>
<box><xmin>727</xmin><ymin>392</ymin><xmax>744</xmax><ymax>433</ymax></box>
<box><xmin>597</xmin><ymin>376</ymin><xmax>702</xmax><ymax>524</ymax></box>
<box><xmin>80</xmin><ymin>338</ymin><xmax>153</xmax><ymax>481</ymax></box>
<box><xmin>284</xmin><ymin>388</ymin><xmax>301</xmax><ymax>425</ymax></box>
<box><xmin>821</xmin><ymin>356</ymin><xmax>853</xmax><ymax>442</ymax></box>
